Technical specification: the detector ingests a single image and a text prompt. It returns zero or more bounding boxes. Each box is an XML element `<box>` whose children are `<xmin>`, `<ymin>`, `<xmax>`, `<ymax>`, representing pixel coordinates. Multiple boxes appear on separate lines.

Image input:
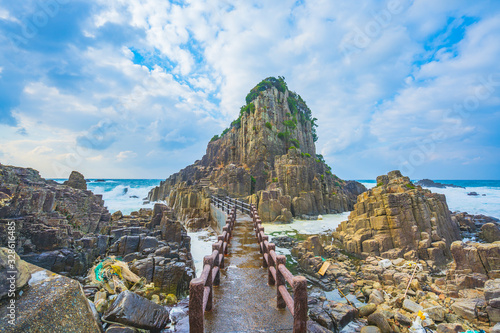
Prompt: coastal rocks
<box><xmin>0</xmin><ymin>164</ymin><xmax>112</xmax><ymax>278</ymax></box>
<box><xmin>0</xmin><ymin>262</ymin><xmax>102</xmax><ymax>332</ymax></box>
<box><xmin>334</xmin><ymin>171</ymin><xmax>461</xmax><ymax>266</ymax></box>
<box><xmin>102</xmin><ymin>290</ymin><xmax>170</xmax><ymax>331</ymax></box>
<box><xmin>448</xmin><ymin>241</ymin><xmax>500</xmax><ymax>278</ymax></box>
<box><xmin>309</xmin><ymin>298</ymin><xmax>358</xmax><ymax>332</ymax></box>
<box><xmin>452</xmin><ymin>212</ymin><xmax>500</xmax><ymax>236</ymax></box>
<box><xmin>63</xmin><ymin>171</ymin><xmax>87</xmax><ymax>190</ymax></box>
<box><xmin>106</xmin><ymin>216</ymin><xmax>194</xmax><ymax>297</ymax></box>
<box><xmin>0</xmin><ymin>247</ymin><xmax>31</xmax><ymax>299</ymax></box>
<box><xmin>485</xmin><ymin>279</ymin><xmax>500</xmax><ymax>323</ymax></box>
<box><xmin>415</xmin><ymin>179</ymin><xmax>464</xmax><ymax>189</ymax></box>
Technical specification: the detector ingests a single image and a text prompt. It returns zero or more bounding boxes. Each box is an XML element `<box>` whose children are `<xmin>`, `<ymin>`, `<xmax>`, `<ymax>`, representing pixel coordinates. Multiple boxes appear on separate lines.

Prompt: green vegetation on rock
<box><xmin>246</xmin><ymin>76</ymin><xmax>287</xmax><ymax>104</ymax></box>
<box><xmin>290</xmin><ymin>138</ymin><xmax>300</xmax><ymax>148</ymax></box>
<box><xmin>265</xmin><ymin>122</ymin><xmax>272</xmax><ymax>130</ymax></box>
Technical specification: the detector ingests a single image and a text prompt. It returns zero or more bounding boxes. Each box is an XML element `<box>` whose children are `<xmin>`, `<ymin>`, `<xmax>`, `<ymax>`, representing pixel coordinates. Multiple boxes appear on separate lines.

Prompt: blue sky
<box><xmin>0</xmin><ymin>0</ymin><xmax>499</xmax><ymax>180</ymax></box>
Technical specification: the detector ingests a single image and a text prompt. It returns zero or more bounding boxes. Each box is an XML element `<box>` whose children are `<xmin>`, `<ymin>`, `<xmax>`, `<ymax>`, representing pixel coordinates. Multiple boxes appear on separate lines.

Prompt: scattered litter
<box><xmin>87</xmin><ymin>257</ymin><xmax>143</xmax><ymax>295</ymax></box>
<box><xmin>378</xmin><ymin>259</ymin><xmax>392</xmax><ymax>269</ymax></box>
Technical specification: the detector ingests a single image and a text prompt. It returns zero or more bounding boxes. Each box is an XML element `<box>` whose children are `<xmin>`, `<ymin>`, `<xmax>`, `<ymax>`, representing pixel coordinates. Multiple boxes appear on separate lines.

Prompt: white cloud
<box><xmin>1</xmin><ymin>0</ymin><xmax>500</xmax><ymax>179</ymax></box>
<box><xmin>0</xmin><ymin>8</ymin><xmax>20</xmax><ymax>23</ymax></box>
<box><xmin>116</xmin><ymin>150</ymin><xmax>137</xmax><ymax>162</ymax></box>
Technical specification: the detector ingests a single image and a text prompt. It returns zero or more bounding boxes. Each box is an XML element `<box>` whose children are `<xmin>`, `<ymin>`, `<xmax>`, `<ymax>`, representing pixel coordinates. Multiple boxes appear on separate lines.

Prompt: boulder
<box><xmin>361</xmin><ymin>326</ymin><xmax>382</xmax><ymax>333</ymax></box>
<box><xmin>105</xmin><ymin>324</ymin><xmax>138</xmax><ymax>332</ymax></box>
<box><xmin>0</xmin><ymin>247</ymin><xmax>31</xmax><ymax>300</ymax></box>
<box><xmin>485</xmin><ymin>279</ymin><xmax>500</xmax><ymax>302</ymax></box>
<box><xmin>450</xmin><ymin>299</ymin><xmax>478</xmax><ymax>321</ymax></box>
<box><xmin>480</xmin><ymin>223</ymin><xmax>500</xmax><ymax>243</ymax></box>
<box><xmin>403</xmin><ymin>299</ymin><xmax>423</xmax><ymax>313</ymax></box>
<box><xmin>359</xmin><ymin>303</ymin><xmax>377</xmax><ymax>317</ymax></box>
<box><xmin>302</xmin><ymin>236</ymin><xmax>324</xmax><ymax>257</ymax></box>
<box><xmin>63</xmin><ymin>171</ymin><xmax>87</xmax><ymax>190</ymax></box>
<box><xmin>449</xmin><ymin>242</ymin><xmax>500</xmax><ymax>278</ymax></box>
<box><xmin>367</xmin><ymin>312</ymin><xmax>392</xmax><ymax>333</ymax></box>
<box><xmin>324</xmin><ymin>301</ymin><xmax>358</xmax><ymax>331</ymax></box>
<box><xmin>307</xmin><ymin>320</ymin><xmax>334</xmax><ymax>333</ymax></box>
<box><xmin>436</xmin><ymin>323</ymin><xmax>465</xmax><ymax>333</ymax></box>
<box><xmin>487</xmin><ymin>306</ymin><xmax>500</xmax><ymax>322</ymax></box>
<box><xmin>103</xmin><ymin>290</ymin><xmax>169</xmax><ymax>331</ymax></box>
<box><xmin>0</xmin><ymin>263</ymin><xmax>102</xmax><ymax>332</ymax></box>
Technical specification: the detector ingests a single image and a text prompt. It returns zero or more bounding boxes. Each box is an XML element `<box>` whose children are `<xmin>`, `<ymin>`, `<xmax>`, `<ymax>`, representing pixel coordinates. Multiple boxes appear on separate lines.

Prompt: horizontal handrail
<box><xmin>251</xmin><ymin>204</ymin><xmax>308</xmax><ymax>333</ymax></box>
<box><xmin>189</xmin><ymin>206</ymin><xmax>237</xmax><ymax>333</ymax></box>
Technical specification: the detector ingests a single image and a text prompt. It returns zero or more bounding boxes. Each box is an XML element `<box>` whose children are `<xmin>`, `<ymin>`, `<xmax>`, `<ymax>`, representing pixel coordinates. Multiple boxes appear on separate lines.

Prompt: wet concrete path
<box><xmin>203</xmin><ymin>214</ymin><xmax>293</xmax><ymax>332</ymax></box>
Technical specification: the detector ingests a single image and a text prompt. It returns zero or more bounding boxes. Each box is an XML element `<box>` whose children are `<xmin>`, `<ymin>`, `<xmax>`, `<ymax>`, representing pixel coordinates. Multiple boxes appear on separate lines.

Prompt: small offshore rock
<box><xmin>63</xmin><ymin>170</ymin><xmax>87</xmax><ymax>190</ymax></box>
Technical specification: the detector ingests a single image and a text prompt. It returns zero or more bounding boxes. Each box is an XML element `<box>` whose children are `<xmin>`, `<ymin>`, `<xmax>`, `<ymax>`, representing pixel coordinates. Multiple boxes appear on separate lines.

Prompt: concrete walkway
<box><xmin>204</xmin><ymin>214</ymin><xmax>293</xmax><ymax>332</ymax></box>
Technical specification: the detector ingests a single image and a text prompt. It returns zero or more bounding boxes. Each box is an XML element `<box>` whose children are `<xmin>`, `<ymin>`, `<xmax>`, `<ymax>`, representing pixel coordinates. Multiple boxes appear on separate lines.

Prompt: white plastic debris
<box><xmin>378</xmin><ymin>259</ymin><xmax>392</xmax><ymax>269</ymax></box>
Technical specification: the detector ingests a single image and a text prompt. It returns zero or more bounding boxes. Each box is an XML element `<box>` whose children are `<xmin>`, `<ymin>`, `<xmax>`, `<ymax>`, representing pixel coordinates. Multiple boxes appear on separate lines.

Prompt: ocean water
<box><xmin>53</xmin><ymin>179</ymin><xmax>163</xmax><ymax>215</ymax></box>
<box><xmin>53</xmin><ymin>178</ymin><xmax>499</xmax><ymax>219</ymax></box>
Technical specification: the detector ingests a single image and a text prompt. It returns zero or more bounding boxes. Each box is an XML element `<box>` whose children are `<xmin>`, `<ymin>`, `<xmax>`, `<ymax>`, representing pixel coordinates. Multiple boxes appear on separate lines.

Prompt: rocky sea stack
<box><xmin>148</xmin><ymin>77</ymin><xmax>366</xmax><ymax>224</ymax></box>
<box><xmin>334</xmin><ymin>170</ymin><xmax>461</xmax><ymax>267</ymax></box>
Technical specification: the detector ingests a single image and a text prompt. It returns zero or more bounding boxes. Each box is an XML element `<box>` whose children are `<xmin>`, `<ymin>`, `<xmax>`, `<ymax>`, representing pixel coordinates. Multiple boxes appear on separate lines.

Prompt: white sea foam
<box><xmin>188</xmin><ymin>229</ymin><xmax>218</xmax><ymax>276</ymax></box>
<box><xmin>424</xmin><ymin>186</ymin><xmax>500</xmax><ymax>219</ymax></box>
<box><xmin>262</xmin><ymin>212</ymin><xmax>350</xmax><ymax>237</ymax></box>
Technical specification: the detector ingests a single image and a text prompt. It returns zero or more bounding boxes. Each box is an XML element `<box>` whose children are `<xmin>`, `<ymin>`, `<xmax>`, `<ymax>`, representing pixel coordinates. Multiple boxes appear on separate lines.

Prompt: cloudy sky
<box><xmin>0</xmin><ymin>0</ymin><xmax>499</xmax><ymax>180</ymax></box>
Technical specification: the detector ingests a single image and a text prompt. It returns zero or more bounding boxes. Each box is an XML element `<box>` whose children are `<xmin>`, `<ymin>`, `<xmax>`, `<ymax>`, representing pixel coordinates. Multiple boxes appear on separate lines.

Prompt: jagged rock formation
<box><xmin>0</xmin><ymin>164</ymin><xmax>111</xmax><ymax>276</ymax></box>
<box><xmin>148</xmin><ymin>77</ymin><xmax>366</xmax><ymax>223</ymax></box>
<box><xmin>334</xmin><ymin>170</ymin><xmax>461</xmax><ymax>266</ymax></box>
<box><xmin>106</xmin><ymin>204</ymin><xmax>195</xmax><ymax>297</ymax></box>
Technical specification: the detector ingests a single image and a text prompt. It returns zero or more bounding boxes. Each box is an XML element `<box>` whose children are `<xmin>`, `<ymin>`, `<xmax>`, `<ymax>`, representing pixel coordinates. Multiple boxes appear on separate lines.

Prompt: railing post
<box><xmin>212</xmin><ymin>244</ymin><xmax>220</xmax><ymax>286</ymax></box>
<box><xmin>262</xmin><ymin>235</ymin><xmax>269</xmax><ymax>267</ymax></box>
<box><xmin>293</xmin><ymin>276</ymin><xmax>308</xmax><ymax>333</ymax></box>
<box><xmin>268</xmin><ymin>244</ymin><xmax>276</xmax><ymax>285</ymax></box>
<box><xmin>189</xmin><ymin>278</ymin><xmax>204</xmax><ymax>333</ymax></box>
<box><xmin>276</xmin><ymin>255</ymin><xmax>286</xmax><ymax>309</ymax></box>
<box><xmin>204</xmin><ymin>256</ymin><xmax>213</xmax><ymax>311</ymax></box>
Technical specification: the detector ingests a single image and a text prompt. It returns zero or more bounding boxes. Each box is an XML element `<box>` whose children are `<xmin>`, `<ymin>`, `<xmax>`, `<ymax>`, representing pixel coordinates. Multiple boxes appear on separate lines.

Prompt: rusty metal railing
<box><xmin>189</xmin><ymin>205</ymin><xmax>236</xmax><ymax>333</ymax></box>
<box><xmin>250</xmin><ymin>204</ymin><xmax>308</xmax><ymax>333</ymax></box>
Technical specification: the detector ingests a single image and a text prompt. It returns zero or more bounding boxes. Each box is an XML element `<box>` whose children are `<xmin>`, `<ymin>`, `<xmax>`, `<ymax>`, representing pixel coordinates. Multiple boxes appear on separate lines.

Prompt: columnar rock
<box><xmin>334</xmin><ymin>171</ymin><xmax>461</xmax><ymax>266</ymax></box>
<box><xmin>147</xmin><ymin>77</ymin><xmax>365</xmax><ymax>223</ymax></box>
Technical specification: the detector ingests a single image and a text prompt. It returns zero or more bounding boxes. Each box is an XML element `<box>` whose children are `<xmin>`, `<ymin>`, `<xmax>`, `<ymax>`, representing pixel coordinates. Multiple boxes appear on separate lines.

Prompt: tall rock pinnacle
<box><xmin>148</xmin><ymin>77</ymin><xmax>366</xmax><ymax>224</ymax></box>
